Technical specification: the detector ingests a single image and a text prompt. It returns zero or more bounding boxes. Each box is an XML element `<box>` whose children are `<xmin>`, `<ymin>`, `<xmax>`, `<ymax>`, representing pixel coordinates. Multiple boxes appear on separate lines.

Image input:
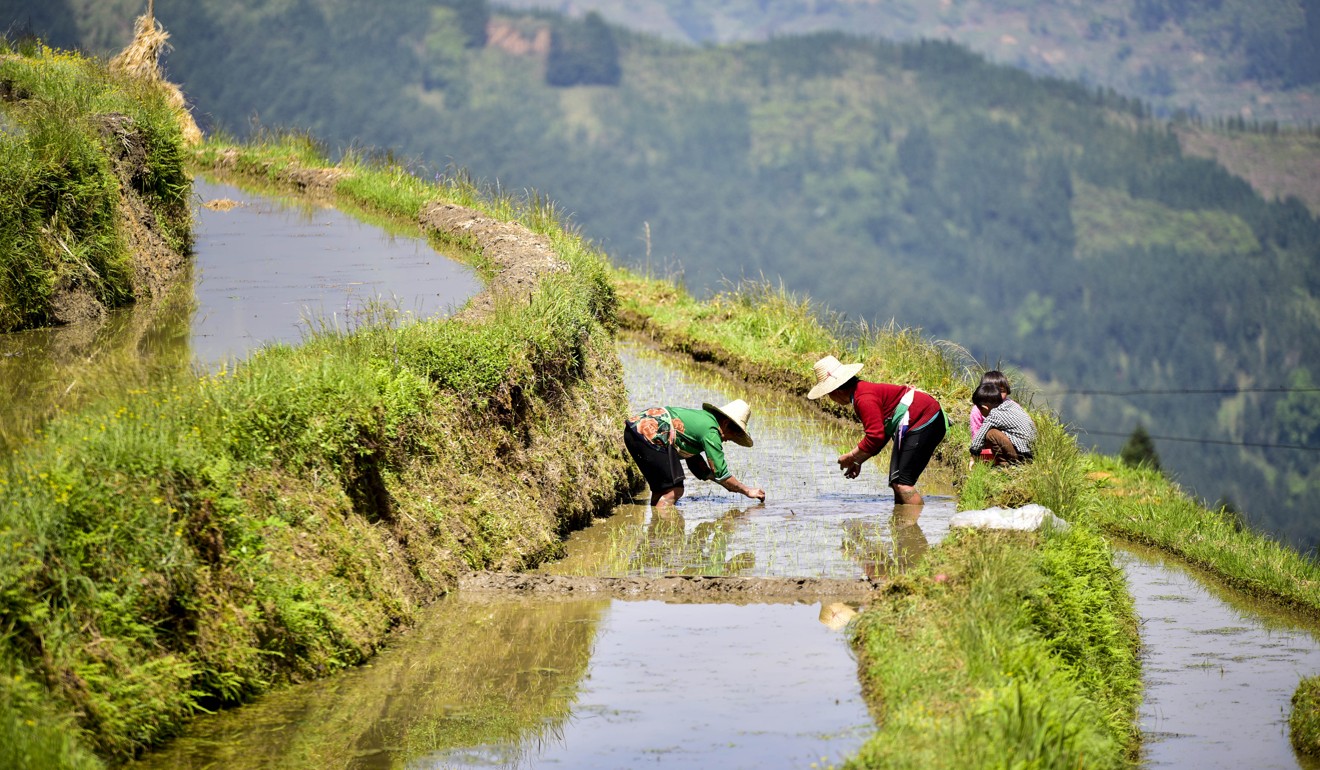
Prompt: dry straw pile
<box><xmin>108</xmin><ymin>0</ymin><xmax>202</xmax><ymax>145</ymax></box>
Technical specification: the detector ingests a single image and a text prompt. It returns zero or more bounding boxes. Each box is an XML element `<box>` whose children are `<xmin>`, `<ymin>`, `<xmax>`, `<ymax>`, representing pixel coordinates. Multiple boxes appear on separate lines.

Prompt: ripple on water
<box><xmin>1120</xmin><ymin>545</ymin><xmax>1320</xmax><ymax>770</ymax></box>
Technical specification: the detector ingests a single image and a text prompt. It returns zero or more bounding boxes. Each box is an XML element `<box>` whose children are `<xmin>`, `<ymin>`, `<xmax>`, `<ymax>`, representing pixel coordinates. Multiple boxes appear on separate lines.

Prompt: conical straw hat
<box><xmin>807</xmin><ymin>355</ymin><xmax>864</xmax><ymax>400</ymax></box>
<box><xmin>702</xmin><ymin>399</ymin><xmax>754</xmax><ymax>447</ymax></box>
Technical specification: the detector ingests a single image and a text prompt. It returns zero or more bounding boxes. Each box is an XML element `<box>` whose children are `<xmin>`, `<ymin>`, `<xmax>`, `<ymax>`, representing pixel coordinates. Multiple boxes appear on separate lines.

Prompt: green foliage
<box><xmin>844</xmin><ymin>528</ymin><xmax>1137</xmax><ymax>769</ymax></box>
<box><xmin>438</xmin><ymin>0</ymin><xmax>489</xmax><ymax>49</ymax></box>
<box><xmin>1292</xmin><ymin>675</ymin><xmax>1320</xmax><ymax>756</ymax></box>
<box><xmin>1072</xmin><ymin>180</ymin><xmax>1261</xmax><ymax>258</ymax></box>
<box><xmin>1275</xmin><ymin>368</ymin><xmax>1320</xmax><ymax>446</ymax></box>
<box><xmin>0</xmin><ymin>681</ymin><xmax>104</xmax><ymax>770</ymax></box>
<box><xmin>0</xmin><ymin>138</ymin><xmax>630</xmax><ymax>764</ymax></box>
<box><xmin>1119</xmin><ymin>423</ymin><xmax>1162</xmax><ymax>471</ymax></box>
<box><xmin>423</xmin><ymin>7</ymin><xmax>469</xmax><ymax>90</ymax></box>
<box><xmin>1079</xmin><ymin>453</ymin><xmax>1320</xmax><ymax>612</ymax></box>
<box><xmin>546</xmin><ymin>11</ymin><xmax>621</xmax><ymax>87</ymax></box>
<box><xmin>0</xmin><ymin>44</ymin><xmax>191</xmax><ymax>332</ymax></box>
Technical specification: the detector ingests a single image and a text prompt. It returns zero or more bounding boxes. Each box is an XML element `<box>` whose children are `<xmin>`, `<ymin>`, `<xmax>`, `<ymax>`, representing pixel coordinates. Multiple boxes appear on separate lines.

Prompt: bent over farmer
<box><xmin>807</xmin><ymin>355</ymin><xmax>947</xmax><ymax>507</ymax></box>
<box><xmin>623</xmin><ymin>400</ymin><xmax>766</xmax><ymax>507</ymax></box>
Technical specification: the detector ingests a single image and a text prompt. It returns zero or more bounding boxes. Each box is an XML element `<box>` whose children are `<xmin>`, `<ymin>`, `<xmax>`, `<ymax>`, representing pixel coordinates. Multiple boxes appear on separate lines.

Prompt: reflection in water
<box><xmin>0</xmin><ymin>177</ymin><xmax>482</xmax><ymax>454</ymax></box>
<box><xmin>0</xmin><ymin>275</ymin><xmax>194</xmax><ymax>454</ymax></box>
<box><xmin>644</xmin><ymin>506</ymin><xmax>757</xmax><ymax>575</ymax></box>
<box><xmin>540</xmin><ymin>339</ymin><xmax>949</xmax><ymax>579</ymax></box>
<box><xmin>127</xmin><ymin>597</ymin><xmax>872</xmax><ymax>770</ymax></box>
<box><xmin>191</xmin><ymin>177</ymin><xmax>481</xmax><ymax>368</ymax></box>
<box><xmin>127</xmin><ymin>596</ymin><xmax>608</xmax><ymax>770</ymax></box>
<box><xmin>1121</xmin><ymin>545</ymin><xmax>1320</xmax><ymax>770</ymax></box>
<box><xmin>540</xmin><ymin>505</ymin><xmax>760</xmax><ymax>577</ymax></box>
<box><xmin>423</xmin><ymin>601</ymin><xmax>871</xmax><ymax>770</ymax></box>
<box><xmin>840</xmin><ymin>508</ymin><xmax>930</xmax><ymax>580</ymax></box>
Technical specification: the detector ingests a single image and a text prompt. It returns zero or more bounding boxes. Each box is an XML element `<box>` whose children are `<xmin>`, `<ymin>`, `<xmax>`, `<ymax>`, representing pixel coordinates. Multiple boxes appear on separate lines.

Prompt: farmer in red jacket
<box><xmin>807</xmin><ymin>355</ymin><xmax>947</xmax><ymax>507</ymax></box>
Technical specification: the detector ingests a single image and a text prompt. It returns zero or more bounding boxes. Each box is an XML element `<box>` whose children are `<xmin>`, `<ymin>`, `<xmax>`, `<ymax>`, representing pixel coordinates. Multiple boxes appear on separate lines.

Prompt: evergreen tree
<box><xmin>1120</xmin><ymin>424</ymin><xmax>1162</xmax><ymax>471</ymax></box>
<box><xmin>423</xmin><ymin>7</ymin><xmax>468</xmax><ymax>90</ymax></box>
<box><xmin>546</xmin><ymin>11</ymin><xmax>621</xmax><ymax>87</ymax></box>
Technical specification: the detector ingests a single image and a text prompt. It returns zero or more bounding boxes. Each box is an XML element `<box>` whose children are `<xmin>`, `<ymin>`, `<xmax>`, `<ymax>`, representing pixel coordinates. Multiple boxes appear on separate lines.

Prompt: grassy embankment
<box><xmin>0</xmin><ymin>39</ymin><xmax>199</xmax><ymax>454</ymax></box>
<box><xmin>613</xmin><ymin>270</ymin><xmax>1320</xmax><ymax>766</ymax></box>
<box><xmin>0</xmin><ymin>41</ymin><xmax>191</xmax><ymax>334</ymax></box>
<box><xmin>1</xmin><ymin>120</ymin><xmax>635</xmax><ymax>768</ymax></box>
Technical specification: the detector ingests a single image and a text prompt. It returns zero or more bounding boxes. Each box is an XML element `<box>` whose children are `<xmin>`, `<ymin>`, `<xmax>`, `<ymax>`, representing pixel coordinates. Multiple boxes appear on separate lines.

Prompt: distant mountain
<box><xmin>8</xmin><ymin>0</ymin><xmax>1320</xmax><ymax>550</ymax></box>
<box><xmin>495</xmin><ymin>0</ymin><xmax>1320</xmax><ymax>125</ymax></box>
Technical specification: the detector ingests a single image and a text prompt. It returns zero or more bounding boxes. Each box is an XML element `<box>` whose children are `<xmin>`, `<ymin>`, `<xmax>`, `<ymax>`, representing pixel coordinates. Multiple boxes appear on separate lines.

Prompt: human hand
<box><xmin>838</xmin><ymin>453</ymin><xmax>862</xmax><ymax>479</ymax></box>
<box><xmin>747</xmin><ymin>487</ymin><xmax>766</xmax><ymax>502</ymax></box>
<box><xmin>843</xmin><ymin>462</ymin><xmax>862</xmax><ymax>479</ymax></box>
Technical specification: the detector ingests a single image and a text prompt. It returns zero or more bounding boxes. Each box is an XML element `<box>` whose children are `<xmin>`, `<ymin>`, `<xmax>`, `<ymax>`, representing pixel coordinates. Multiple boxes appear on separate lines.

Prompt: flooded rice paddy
<box><xmin>128</xmin><ymin>335</ymin><xmax>929</xmax><ymax>769</ymax></box>
<box><xmin>7</xmin><ymin>179</ymin><xmax>1320</xmax><ymax>767</ymax></box>
<box><xmin>191</xmin><ymin>178</ymin><xmax>482</xmax><ymax>367</ymax></box>
<box><xmin>538</xmin><ymin>339</ymin><xmax>956</xmax><ymax>581</ymax></box>
<box><xmin>1122</xmin><ymin>543</ymin><xmax>1320</xmax><ymax>769</ymax></box>
<box><xmin>128</xmin><ymin>596</ymin><xmax>872</xmax><ymax>770</ymax></box>
<box><xmin>0</xmin><ymin>176</ymin><xmax>481</xmax><ymax>453</ymax></box>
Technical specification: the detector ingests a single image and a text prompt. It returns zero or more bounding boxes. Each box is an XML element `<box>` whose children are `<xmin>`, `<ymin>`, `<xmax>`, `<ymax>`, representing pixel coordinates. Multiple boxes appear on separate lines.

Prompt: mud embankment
<box><xmin>460</xmin><ymin>571</ymin><xmax>886</xmax><ymax>602</ymax></box>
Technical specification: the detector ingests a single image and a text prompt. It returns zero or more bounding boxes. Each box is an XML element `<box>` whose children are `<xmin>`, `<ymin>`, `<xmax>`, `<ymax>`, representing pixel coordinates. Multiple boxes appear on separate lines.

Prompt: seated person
<box><xmin>968</xmin><ymin>383</ymin><xmax>1036</xmax><ymax>465</ymax></box>
<box><xmin>969</xmin><ymin>370</ymin><xmax>1013</xmax><ymax>463</ymax></box>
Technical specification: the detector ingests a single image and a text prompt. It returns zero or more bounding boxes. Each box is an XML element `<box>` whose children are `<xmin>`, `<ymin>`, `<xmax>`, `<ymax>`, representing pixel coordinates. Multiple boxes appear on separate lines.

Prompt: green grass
<box><xmin>1292</xmin><ymin>676</ymin><xmax>1320</xmax><ymax>757</ymax></box>
<box><xmin>0</xmin><ymin>43</ymin><xmax>191</xmax><ymax>332</ymax></box>
<box><xmin>0</xmin><ymin>135</ymin><xmax>634</xmax><ymax>766</ymax></box>
<box><xmin>1076</xmin><ymin>455</ymin><xmax>1320</xmax><ymax>612</ymax></box>
<box><xmin>843</xmin><ymin>527</ymin><xmax>1138</xmax><ymax>770</ymax></box>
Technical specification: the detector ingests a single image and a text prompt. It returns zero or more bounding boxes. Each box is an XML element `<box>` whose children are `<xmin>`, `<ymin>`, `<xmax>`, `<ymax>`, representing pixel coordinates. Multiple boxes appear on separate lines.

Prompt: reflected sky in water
<box><xmin>1122</xmin><ymin>546</ymin><xmax>1320</xmax><ymax>770</ymax></box>
<box><xmin>424</xmin><ymin>600</ymin><xmax>871</xmax><ymax>770</ymax></box>
<box><xmin>127</xmin><ymin>595</ymin><xmax>871</xmax><ymax>770</ymax></box>
<box><xmin>191</xmin><ymin>178</ymin><xmax>481</xmax><ymax>367</ymax></box>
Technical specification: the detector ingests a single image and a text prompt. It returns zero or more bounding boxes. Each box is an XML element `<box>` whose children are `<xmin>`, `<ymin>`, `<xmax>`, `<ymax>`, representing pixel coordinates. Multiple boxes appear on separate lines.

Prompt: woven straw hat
<box><xmin>702</xmin><ymin>399</ymin><xmax>754</xmax><ymax>447</ymax></box>
<box><xmin>807</xmin><ymin>355</ymin><xmax>864</xmax><ymax>400</ymax></box>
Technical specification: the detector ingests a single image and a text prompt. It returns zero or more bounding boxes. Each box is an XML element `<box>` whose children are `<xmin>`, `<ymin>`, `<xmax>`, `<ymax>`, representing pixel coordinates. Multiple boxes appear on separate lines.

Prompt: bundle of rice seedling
<box><xmin>108</xmin><ymin>0</ymin><xmax>203</xmax><ymax>145</ymax></box>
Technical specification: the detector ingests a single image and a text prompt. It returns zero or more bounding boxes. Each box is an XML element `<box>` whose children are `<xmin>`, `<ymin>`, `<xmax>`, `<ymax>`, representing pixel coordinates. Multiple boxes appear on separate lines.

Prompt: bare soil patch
<box><xmin>1177</xmin><ymin>126</ymin><xmax>1320</xmax><ymax>216</ymax></box>
<box><xmin>418</xmin><ymin>202</ymin><xmax>568</xmax><ymax>321</ymax></box>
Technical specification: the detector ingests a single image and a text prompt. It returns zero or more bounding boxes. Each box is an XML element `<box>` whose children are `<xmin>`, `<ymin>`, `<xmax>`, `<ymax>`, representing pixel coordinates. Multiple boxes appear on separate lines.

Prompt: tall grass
<box><xmin>0</xmin><ymin>43</ymin><xmax>191</xmax><ymax>332</ymax></box>
<box><xmin>844</xmin><ymin>527</ymin><xmax>1138</xmax><ymax>769</ymax></box>
<box><xmin>1077</xmin><ymin>454</ymin><xmax>1320</xmax><ymax>611</ymax></box>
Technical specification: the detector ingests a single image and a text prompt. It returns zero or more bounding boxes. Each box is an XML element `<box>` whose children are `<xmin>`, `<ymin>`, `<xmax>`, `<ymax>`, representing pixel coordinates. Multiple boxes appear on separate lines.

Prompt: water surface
<box><xmin>539</xmin><ymin>338</ymin><xmax>957</xmax><ymax>580</ymax></box>
<box><xmin>0</xmin><ymin>176</ymin><xmax>481</xmax><ymax>452</ymax></box>
<box><xmin>1122</xmin><ymin>544</ymin><xmax>1320</xmax><ymax>769</ymax></box>
<box><xmin>192</xmin><ymin>178</ymin><xmax>481</xmax><ymax>366</ymax></box>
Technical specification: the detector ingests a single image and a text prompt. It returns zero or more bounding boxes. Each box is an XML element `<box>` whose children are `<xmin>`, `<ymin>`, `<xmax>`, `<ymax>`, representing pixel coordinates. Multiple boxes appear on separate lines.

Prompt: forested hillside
<box><xmin>9</xmin><ymin>0</ymin><xmax>1320</xmax><ymax>550</ymax></box>
<box><xmin>496</xmin><ymin>0</ymin><xmax>1320</xmax><ymax>125</ymax></box>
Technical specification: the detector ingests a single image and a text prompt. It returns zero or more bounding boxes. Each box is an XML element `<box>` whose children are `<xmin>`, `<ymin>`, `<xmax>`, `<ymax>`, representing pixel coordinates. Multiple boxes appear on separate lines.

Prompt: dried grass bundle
<box><xmin>108</xmin><ymin>0</ymin><xmax>202</xmax><ymax>145</ymax></box>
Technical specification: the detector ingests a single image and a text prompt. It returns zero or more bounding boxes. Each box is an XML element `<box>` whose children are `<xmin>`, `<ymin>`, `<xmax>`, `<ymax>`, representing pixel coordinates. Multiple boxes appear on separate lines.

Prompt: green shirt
<box><xmin>666</xmin><ymin>406</ymin><xmax>731</xmax><ymax>481</ymax></box>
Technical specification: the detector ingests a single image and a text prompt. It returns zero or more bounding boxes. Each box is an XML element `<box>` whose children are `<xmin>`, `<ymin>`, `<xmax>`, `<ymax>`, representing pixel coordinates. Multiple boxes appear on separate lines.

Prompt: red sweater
<box><xmin>853</xmin><ymin>381</ymin><xmax>942</xmax><ymax>456</ymax></box>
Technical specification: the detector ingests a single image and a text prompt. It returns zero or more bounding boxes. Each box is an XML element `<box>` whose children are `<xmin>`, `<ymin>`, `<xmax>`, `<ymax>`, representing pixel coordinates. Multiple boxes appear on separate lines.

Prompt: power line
<box><xmin>1078</xmin><ymin>428</ymin><xmax>1320</xmax><ymax>452</ymax></box>
<box><xmin>1041</xmin><ymin>386</ymin><xmax>1320</xmax><ymax>397</ymax></box>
